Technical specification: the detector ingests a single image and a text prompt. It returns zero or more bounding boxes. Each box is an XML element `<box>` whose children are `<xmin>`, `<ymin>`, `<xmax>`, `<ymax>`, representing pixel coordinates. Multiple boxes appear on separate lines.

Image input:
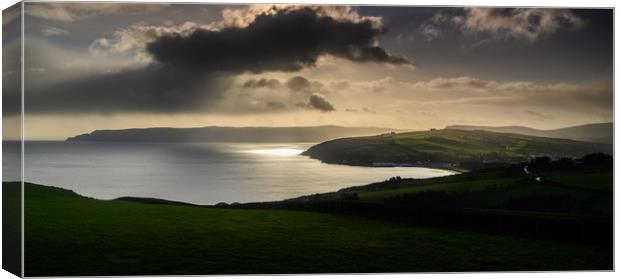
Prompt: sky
<box><xmin>1</xmin><ymin>3</ymin><xmax>613</xmax><ymax>140</ymax></box>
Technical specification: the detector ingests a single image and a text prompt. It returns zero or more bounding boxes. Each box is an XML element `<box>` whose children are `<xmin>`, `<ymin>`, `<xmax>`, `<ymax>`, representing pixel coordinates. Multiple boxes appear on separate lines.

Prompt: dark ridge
<box><xmin>66</xmin><ymin>125</ymin><xmax>403</xmax><ymax>143</ymax></box>
<box><xmin>446</xmin><ymin>122</ymin><xmax>613</xmax><ymax>144</ymax></box>
<box><xmin>114</xmin><ymin>197</ymin><xmax>202</xmax><ymax>207</ymax></box>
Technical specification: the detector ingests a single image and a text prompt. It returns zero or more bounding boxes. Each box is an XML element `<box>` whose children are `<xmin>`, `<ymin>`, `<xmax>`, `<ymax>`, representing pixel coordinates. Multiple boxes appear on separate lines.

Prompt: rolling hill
<box><xmin>13</xmin><ymin>175</ymin><xmax>611</xmax><ymax>275</ymax></box>
<box><xmin>446</xmin><ymin>122</ymin><xmax>612</xmax><ymax>144</ymax></box>
<box><xmin>302</xmin><ymin>129</ymin><xmax>611</xmax><ymax>169</ymax></box>
<box><xmin>65</xmin><ymin>126</ymin><xmax>401</xmax><ymax>143</ymax></box>
<box><xmin>231</xmin><ymin>153</ymin><xmax>612</xmax><ymax>247</ymax></box>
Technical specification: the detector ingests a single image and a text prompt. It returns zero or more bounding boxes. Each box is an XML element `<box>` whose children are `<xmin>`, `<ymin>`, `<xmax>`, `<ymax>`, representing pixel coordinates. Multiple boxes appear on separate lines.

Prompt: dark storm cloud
<box><xmin>13</xmin><ymin>7</ymin><xmax>408</xmax><ymax>116</ymax></box>
<box><xmin>146</xmin><ymin>7</ymin><xmax>409</xmax><ymax>73</ymax></box>
<box><xmin>18</xmin><ymin>65</ymin><xmax>229</xmax><ymax>115</ymax></box>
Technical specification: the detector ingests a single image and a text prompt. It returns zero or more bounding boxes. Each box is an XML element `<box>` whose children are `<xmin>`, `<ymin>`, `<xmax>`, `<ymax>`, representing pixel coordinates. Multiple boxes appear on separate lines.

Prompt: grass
<box><xmin>17</xmin><ymin>182</ymin><xmax>612</xmax><ymax>276</ymax></box>
<box><xmin>545</xmin><ymin>170</ymin><xmax>613</xmax><ymax>192</ymax></box>
<box><xmin>2</xmin><ymin>180</ymin><xmax>21</xmax><ymax>276</ymax></box>
<box><xmin>293</xmin><ymin>160</ymin><xmax>612</xmax><ymax>217</ymax></box>
<box><xmin>358</xmin><ymin>177</ymin><xmax>520</xmax><ymax>202</ymax></box>
<box><xmin>358</xmin><ymin>173</ymin><xmax>612</xmax><ymax>215</ymax></box>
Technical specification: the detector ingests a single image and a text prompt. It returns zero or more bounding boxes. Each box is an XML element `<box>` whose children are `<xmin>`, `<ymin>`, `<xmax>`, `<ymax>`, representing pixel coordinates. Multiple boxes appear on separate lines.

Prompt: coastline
<box><xmin>301</xmin><ymin>155</ymin><xmax>467</xmax><ymax>174</ymax></box>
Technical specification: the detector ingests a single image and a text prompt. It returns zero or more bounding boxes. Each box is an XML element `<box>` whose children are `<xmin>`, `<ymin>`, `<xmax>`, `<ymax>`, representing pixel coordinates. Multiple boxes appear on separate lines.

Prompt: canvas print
<box><xmin>1</xmin><ymin>1</ymin><xmax>614</xmax><ymax>276</ymax></box>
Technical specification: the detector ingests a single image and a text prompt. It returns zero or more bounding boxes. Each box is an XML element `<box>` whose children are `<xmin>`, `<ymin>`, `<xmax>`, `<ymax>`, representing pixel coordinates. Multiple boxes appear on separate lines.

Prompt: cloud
<box><xmin>15</xmin><ymin>40</ymin><xmax>349</xmax><ymax>116</ymax></box>
<box><xmin>414</xmin><ymin>76</ymin><xmax>495</xmax><ymax>90</ymax></box>
<box><xmin>16</xmin><ymin>38</ymin><xmax>354</xmax><ymax>116</ymax></box>
<box><xmin>264</xmin><ymin>101</ymin><xmax>287</xmax><ymax>111</ymax></box>
<box><xmin>526</xmin><ymin>110</ymin><xmax>554</xmax><ymax>120</ymax></box>
<box><xmin>15</xmin><ymin>65</ymin><xmax>231</xmax><ymax>115</ymax></box>
<box><xmin>306</xmin><ymin>94</ymin><xmax>336</xmax><ymax>112</ymax></box>
<box><xmin>242</xmin><ymin>78</ymin><xmax>282</xmax><ymax>89</ymax></box>
<box><xmin>419</xmin><ymin>13</ymin><xmax>448</xmax><ymax>41</ymax></box>
<box><xmin>408</xmin><ymin>76</ymin><xmax>611</xmax><ymax>116</ymax></box>
<box><xmin>25</xmin><ymin>3</ymin><xmax>167</xmax><ymax>22</ymax></box>
<box><xmin>88</xmin><ymin>22</ymin><xmax>203</xmax><ymax>62</ymax></box>
<box><xmin>460</xmin><ymin>8</ymin><xmax>584</xmax><ymax>41</ymax></box>
<box><xmin>230</xmin><ymin>99</ymin><xmax>289</xmax><ymax>113</ymax></box>
<box><xmin>286</xmin><ymin>76</ymin><xmax>312</xmax><ymax>91</ymax></box>
<box><xmin>420</xmin><ymin>24</ymin><xmax>442</xmax><ymax>41</ymax></box>
<box><xmin>240</xmin><ymin>75</ymin><xmax>326</xmax><ymax>93</ymax></box>
<box><xmin>145</xmin><ymin>7</ymin><xmax>409</xmax><ymax>73</ymax></box>
<box><xmin>357</xmin><ymin>76</ymin><xmax>403</xmax><ymax>93</ymax></box>
<box><xmin>86</xmin><ymin>5</ymin><xmax>409</xmax><ymax>69</ymax></box>
<box><xmin>41</xmin><ymin>26</ymin><xmax>70</xmax><ymax>36</ymax></box>
<box><xmin>4</xmin><ymin>38</ymin><xmax>147</xmax><ymax>115</ymax></box>
<box><xmin>87</xmin><ymin>5</ymin><xmax>382</xmax><ymax>61</ymax></box>
<box><xmin>216</xmin><ymin>4</ymin><xmax>383</xmax><ymax>29</ymax></box>
<box><xmin>231</xmin><ymin>75</ymin><xmax>335</xmax><ymax>113</ymax></box>
<box><xmin>307</xmin><ymin>75</ymin><xmax>608</xmax><ymax>119</ymax></box>
<box><xmin>411</xmin><ymin>76</ymin><xmax>584</xmax><ymax>93</ymax></box>
<box><xmin>329</xmin><ymin>80</ymin><xmax>350</xmax><ymax>91</ymax></box>
<box><xmin>422</xmin><ymin>8</ymin><xmax>584</xmax><ymax>43</ymax></box>
<box><xmin>284</xmin><ymin>76</ymin><xmax>326</xmax><ymax>94</ymax></box>
<box><xmin>346</xmin><ymin>107</ymin><xmax>376</xmax><ymax>113</ymax></box>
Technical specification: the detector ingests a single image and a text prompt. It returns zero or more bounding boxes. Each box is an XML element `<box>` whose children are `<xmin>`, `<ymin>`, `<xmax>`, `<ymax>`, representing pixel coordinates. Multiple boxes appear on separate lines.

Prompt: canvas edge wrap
<box><xmin>2</xmin><ymin>1</ymin><xmax>24</xmax><ymax>277</ymax></box>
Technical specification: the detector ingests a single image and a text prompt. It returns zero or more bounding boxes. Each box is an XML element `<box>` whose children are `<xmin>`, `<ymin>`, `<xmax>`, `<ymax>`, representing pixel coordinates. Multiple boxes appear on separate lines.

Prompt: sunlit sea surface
<box><xmin>4</xmin><ymin>141</ymin><xmax>455</xmax><ymax>205</ymax></box>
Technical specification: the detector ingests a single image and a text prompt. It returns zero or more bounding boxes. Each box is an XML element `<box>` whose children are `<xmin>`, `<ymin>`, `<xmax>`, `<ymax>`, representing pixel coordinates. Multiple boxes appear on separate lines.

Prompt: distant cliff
<box><xmin>66</xmin><ymin>126</ymin><xmax>402</xmax><ymax>143</ymax></box>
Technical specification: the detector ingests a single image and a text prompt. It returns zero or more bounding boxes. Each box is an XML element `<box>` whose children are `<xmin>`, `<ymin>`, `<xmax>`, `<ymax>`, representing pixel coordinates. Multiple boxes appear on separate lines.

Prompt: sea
<box><xmin>3</xmin><ymin>141</ymin><xmax>455</xmax><ymax>205</ymax></box>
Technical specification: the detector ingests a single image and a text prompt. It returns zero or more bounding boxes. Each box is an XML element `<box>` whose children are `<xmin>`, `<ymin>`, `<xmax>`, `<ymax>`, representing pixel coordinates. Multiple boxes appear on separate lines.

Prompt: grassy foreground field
<box><xmin>13</xmin><ymin>181</ymin><xmax>611</xmax><ymax>276</ymax></box>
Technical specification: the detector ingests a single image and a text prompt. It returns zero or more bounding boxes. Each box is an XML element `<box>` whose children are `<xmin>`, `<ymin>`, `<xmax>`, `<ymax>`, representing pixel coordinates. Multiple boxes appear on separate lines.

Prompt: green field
<box><xmin>14</xmin><ymin>181</ymin><xmax>611</xmax><ymax>276</ymax></box>
<box><xmin>546</xmin><ymin>170</ymin><xmax>613</xmax><ymax>192</ymax></box>
<box><xmin>305</xmin><ymin>159</ymin><xmax>612</xmax><ymax>216</ymax></box>
<box><xmin>303</xmin><ymin>129</ymin><xmax>611</xmax><ymax>169</ymax></box>
<box><xmin>358</xmin><ymin>177</ymin><xmax>520</xmax><ymax>202</ymax></box>
<box><xmin>356</xmin><ymin>171</ymin><xmax>611</xmax><ymax>215</ymax></box>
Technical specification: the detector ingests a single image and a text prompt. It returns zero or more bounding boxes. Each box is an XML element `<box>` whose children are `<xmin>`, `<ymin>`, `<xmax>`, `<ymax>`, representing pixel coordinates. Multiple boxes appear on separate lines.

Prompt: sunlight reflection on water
<box><xmin>246</xmin><ymin>148</ymin><xmax>304</xmax><ymax>156</ymax></box>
